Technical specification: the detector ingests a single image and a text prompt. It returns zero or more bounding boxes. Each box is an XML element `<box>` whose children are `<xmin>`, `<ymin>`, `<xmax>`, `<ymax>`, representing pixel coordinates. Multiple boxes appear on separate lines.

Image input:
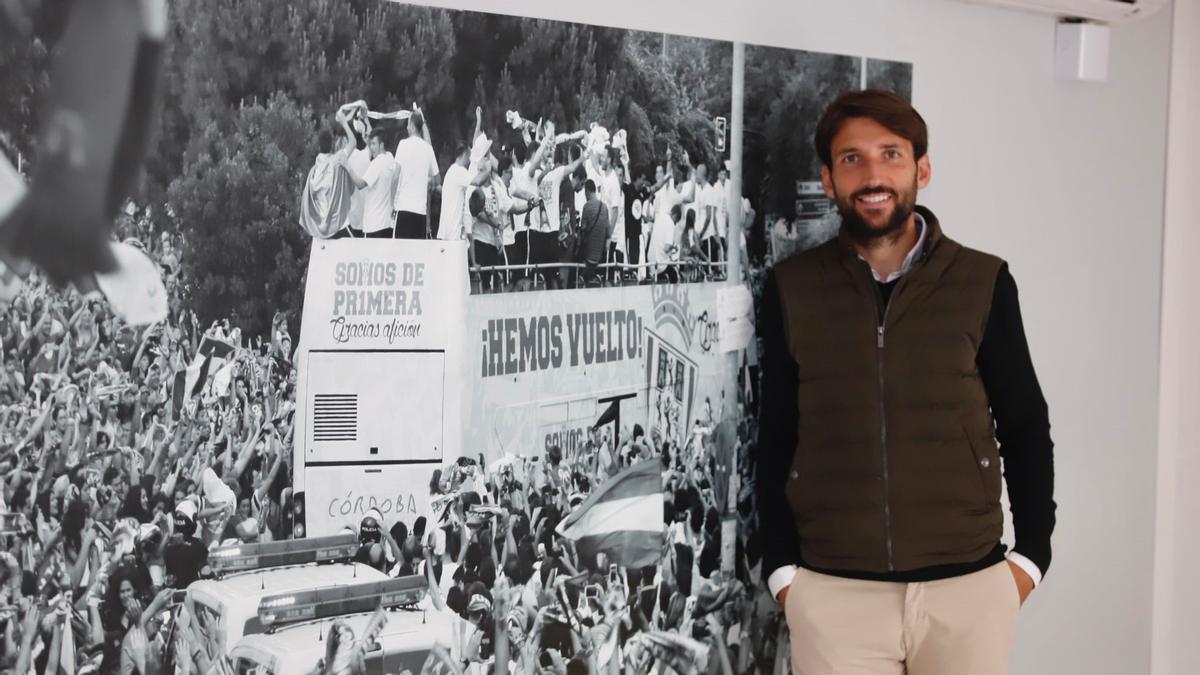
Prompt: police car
<box><xmin>179</xmin><ymin>533</ymin><xmax>391</xmax><ymax>667</ymax></box>
<box><xmin>229</xmin><ymin>575</ymin><xmax>461</xmax><ymax>675</ymax></box>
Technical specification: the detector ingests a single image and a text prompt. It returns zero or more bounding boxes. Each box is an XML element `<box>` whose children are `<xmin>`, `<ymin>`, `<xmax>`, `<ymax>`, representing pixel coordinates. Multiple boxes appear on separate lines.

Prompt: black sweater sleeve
<box><xmin>977</xmin><ymin>264</ymin><xmax>1057</xmax><ymax>578</ymax></box>
<box><xmin>754</xmin><ymin>271</ymin><xmax>804</xmax><ymax>581</ymax></box>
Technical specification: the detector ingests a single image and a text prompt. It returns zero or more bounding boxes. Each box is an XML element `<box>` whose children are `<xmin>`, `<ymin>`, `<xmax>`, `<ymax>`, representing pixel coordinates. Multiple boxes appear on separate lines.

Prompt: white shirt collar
<box><xmin>862</xmin><ymin>212</ymin><xmax>927</xmax><ymax>283</ymax></box>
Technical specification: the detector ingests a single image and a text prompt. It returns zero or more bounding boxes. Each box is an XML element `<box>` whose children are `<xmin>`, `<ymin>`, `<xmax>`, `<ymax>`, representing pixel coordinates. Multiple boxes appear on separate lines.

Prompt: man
<box><xmin>300</xmin><ymin>104</ymin><xmax>361</xmax><ymax>239</ymax></box>
<box><xmin>470</xmin><ymin>153</ymin><xmax>534</xmax><ymax>291</ymax></box>
<box><xmin>602</xmin><ymin>148</ymin><xmax>625</xmax><ymax>281</ymax></box>
<box><xmin>340</xmin><ymin>129</ymin><xmax>396</xmax><ymax>238</ymax></box>
<box><xmin>353</xmin><ymin>508</ymin><xmax>400</xmax><ymax>574</ymax></box>
<box><xmin>508</xmin><ymin>142</ymin><xmax>541</xmax><ymax>279</ymax></box>
<box><xmin>756</xmin><ymin>90</ymin><xmax>1055</xmax><ymax>675</ymax></box>
<box><xmin>437</xmin><ymin>143</ymin><xmax>474</xmax><ymax>241</ymax></box>
<box><xmin>529</xmin><ymin>136</ymin><xmax>587</xmax><ymax>289</ymax></box>
<box><xmin>623</xmin><ymin>176</ymin><xmax>648</xmax><ymax>274</ymax></box>
<box><xmin>392</xmin><ymin>109</ymin><xmax>439</xmax><ymax>239</ymax></box>
<box><xmin>690</xmin><ymin>163</ymin><xmax>715</xmax><ymax>278</ymax></box>
<box><xmin>163</xmin><ymin>499</ymin><xmax>208</xmax><ymax>588</ymax></box>
<box><xmin>343</xmin><ymin>108</ymin><xmax>372</xmax><ymax>238</ymax></box>
<box><xmin>577</xmin><ymin>180</ymin><xmax>609</xmax><ymax>286</ymax></box>
<box><xmin>711</xmin><ymin>167</ymin><xmax>730</xmax><ymax>266</ymax></box>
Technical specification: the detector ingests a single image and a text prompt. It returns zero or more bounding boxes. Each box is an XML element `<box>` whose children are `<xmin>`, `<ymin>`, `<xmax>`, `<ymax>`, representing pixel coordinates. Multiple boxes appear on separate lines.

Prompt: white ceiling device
<box><xmin>962</xmin><ymin>0</ymin><xmax>1169</xmax><ymax>82</ymax></box>
<box><xmin>961</xmin><ymin>0</ymin><xmax>1167</xmax><ymax>23</ymax></box>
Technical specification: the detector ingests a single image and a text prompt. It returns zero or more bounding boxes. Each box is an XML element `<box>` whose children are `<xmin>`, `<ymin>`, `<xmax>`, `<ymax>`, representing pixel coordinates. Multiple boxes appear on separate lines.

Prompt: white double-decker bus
<box><xmin>291</xmin><ymin>239</ymin><xmax>750</xmax><ymax>539</ymax></box>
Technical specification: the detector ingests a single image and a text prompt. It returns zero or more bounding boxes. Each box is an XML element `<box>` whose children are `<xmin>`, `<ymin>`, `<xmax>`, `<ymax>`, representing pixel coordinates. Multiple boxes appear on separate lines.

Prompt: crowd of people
<box><xmin>340</xmin><ymin>408</ymin><xmax>778</xmax><ymax>675</ymax></box>
<box><xmin>0</xmin><ymin>221</ymin><xmax>299</xmax><ymax>673</ymax></box>
<box><xmin>300</xmin><ymin>101</ymin><xmax>758</xmax><ymax>293</ymax></box>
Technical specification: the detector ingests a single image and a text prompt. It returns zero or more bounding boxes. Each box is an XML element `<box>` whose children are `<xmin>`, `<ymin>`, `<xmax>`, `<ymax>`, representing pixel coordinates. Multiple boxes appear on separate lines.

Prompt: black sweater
<box><xmin>755</xmin><ymin>263</ymin><xmax>1056</xmax><ymax>584</ymax></box>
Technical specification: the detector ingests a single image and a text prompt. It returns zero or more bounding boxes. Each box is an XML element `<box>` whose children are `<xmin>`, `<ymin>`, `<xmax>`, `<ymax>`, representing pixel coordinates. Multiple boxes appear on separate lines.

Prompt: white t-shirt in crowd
<box><xmin>346</xmin><ymin>148</ymin><xmax>371</xmax><ymax>231</ymax></box>
<box><xmin>392</xmin><ymin>136</ymin><xmax>439</xmax><ymax>215</ymax></box>
<box><xmin>438</xmin><ymin>163</ymin><xmax>470</xmax><ymax>240</ymax></box>
<box><xmin>536</xmin><ymin>166</ymin><xmax>566</xmax><ymax>234</ymax></box>
<box><xmin>699</xmin><ymin>182</ymin><xmax>721</xmax><ymax>241</ymax></box>
<box><xmin>509</xmin><ymin>164</ymin><xmax>538</xmax><ymax>235</ymax></box>
<box><xmin>361</xmin><ymin>152</ymin><xmax>397</xmax><ymax>234</ymax></box>
<box><xmin>602</xmin><ymin>170</ymin><xmax>623</xmax><ymax>244</ymax></box>
<box><xmin>714</xmin><ymin>179</ymin><xmax>729</xmax><ymax>239</ymax></box>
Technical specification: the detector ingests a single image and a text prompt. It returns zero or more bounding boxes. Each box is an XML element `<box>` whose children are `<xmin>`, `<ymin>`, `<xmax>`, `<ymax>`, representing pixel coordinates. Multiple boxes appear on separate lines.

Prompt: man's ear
<box><xmin>820</xmin><ymin>165</ymin><xmax>835</xmax><ymax>200</ymax></box>
<box><xmin>917</xmin><ymin>155</ymin><xmax>932</xmax><ymax>190</ymax></box>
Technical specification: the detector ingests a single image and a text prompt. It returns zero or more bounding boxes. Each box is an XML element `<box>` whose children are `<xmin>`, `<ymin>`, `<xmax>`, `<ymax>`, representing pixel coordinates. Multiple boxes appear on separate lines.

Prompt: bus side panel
<box><xmin>303</xmin><ymin>464</ymin><xmax>438</xmax><ymax>538</ymax></box>
<box><xmin>293</xmin><ymin>240</ymin><xmax>468</xmax><ymax>537</ymax></box>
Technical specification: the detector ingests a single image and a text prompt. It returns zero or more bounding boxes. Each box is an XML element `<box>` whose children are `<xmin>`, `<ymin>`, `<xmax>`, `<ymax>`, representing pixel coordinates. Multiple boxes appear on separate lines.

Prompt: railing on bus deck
<box><xmin>468</xmin><ymin>260</ymin><xmax>730</xmax><ymax>293</ymax></box>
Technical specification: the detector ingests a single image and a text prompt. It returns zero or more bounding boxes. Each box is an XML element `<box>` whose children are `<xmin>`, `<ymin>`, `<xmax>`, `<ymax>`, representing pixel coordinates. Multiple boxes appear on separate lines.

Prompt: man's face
<box><xmin>368</xmin><ymin>135</ymin><xmax>385</xmax><ymax>159</ymax></box>
<box><xmin>696</xmin><ymin>164</ymin><xmax>708</xmax><ymax>185</ymax></box>
<box><xmin>718</xmin><ymin>170</ymin><xmax>728</xmax><ymax>184</ymax></box>
<box><xmin>821</xmin><ymin>117</ymin><xmax>931</xmax><ymax>244</ymax></box>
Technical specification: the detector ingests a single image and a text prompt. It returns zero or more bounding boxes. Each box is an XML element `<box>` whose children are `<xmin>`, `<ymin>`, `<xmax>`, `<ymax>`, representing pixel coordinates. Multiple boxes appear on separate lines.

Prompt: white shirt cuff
<box><xmin>766</xmin><ymin>565</ymin><xmax>798</xmax><ymax>599</ymax></box>
<box><xmin>1006</xmin><ymin>552</ymin><xmax>1043</xmax><ymax>588</ymax></box>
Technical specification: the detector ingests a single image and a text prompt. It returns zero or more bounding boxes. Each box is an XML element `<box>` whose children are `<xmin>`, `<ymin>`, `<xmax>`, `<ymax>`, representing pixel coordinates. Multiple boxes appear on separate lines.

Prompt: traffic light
<box><xmin>714</xmin><ymin>116</ymin><xmax>728</xmax><ymax>154</ymax></box>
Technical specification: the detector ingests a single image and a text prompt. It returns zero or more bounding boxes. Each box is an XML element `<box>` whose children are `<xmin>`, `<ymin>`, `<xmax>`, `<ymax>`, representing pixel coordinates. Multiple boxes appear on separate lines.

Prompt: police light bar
<box><xmin>208</xmin><ymin>533</ymin><xmax>358</xmax><ymax>574</ymax></box>
<box><xmin>256</xmin><ymin>575</ymin><xmax>428</xmax><ymax>629</ymax></box>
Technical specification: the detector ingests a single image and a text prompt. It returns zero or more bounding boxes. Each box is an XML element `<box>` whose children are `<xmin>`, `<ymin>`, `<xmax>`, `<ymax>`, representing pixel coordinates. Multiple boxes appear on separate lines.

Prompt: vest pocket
<box><xmin>963</xmin><ymin>425</ymin><xmax>1002</xmax><ymax>504</ymax></box>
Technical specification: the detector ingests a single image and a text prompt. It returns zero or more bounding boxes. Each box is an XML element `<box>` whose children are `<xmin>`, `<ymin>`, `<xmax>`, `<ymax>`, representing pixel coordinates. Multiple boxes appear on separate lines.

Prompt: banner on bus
<box><xmin>298</xmin><ymin>239</ymin><xmax>469</xmax><ymax>351</ymax></box>
<box><xmin>464</xmin><ymin>283</ymin><xmax>746</xmax><ymax>462</ymax></box>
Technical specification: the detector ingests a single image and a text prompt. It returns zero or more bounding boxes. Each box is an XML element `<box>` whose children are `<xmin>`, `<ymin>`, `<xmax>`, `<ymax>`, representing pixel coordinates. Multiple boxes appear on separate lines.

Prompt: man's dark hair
<box><xmin>815</xmin><ymin>89</ymin><xmax>927</xmax><ymax>168</ymax></box>
<box><xmin>317</xmin><ymin>129</ymin><xmax>334</xmax><ymax>155</ymax></box>
<box><xmin>496</xmin><ymin>155</ymin><xmax>513</xmax><ymax>176</ymax></box>
<box><xmin>510</xmin><ymin>141</ymin><xmax>528</xmax><ymax>165</ymax></box>
<box><xmin>584</xmin><ymin>179</ymin><xmax>597</xmax><ymax>195</ymax></box>
<box><xmin>409</xmin><ymin>110</ymin><xmax>425</xmax><ymax>135</ymax></box>
<box><xmin>456</xmin><ymin>143</ymin><xmax>471</xmax><ymax>161</ymax></box>
<box><xmin>468</xmin><ymin>189</ymin><xmax>486</xmax><ymax>219</ymax></box>
<box><xmin>369</xmin><ymin>128</ymin><xmax>388</xmax><ymax>145</ymax></box>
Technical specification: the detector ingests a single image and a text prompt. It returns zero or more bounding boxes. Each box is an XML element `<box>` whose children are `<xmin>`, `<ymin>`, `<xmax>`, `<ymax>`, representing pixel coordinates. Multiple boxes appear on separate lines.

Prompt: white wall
<box><xmin>1152</xmin><ymin>1</ymin><xmax>1200</xmax><ymax>674</ymax></box>
<box><xmin>416</xmin><ymin>1</ymin><xmax>1174</xmax><ymax>672</ymax></box>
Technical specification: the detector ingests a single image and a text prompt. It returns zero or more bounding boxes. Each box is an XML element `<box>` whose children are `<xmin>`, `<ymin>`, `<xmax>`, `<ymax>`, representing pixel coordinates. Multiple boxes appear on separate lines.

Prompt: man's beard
<box><xmin>834</xmin><ymin>179</ymin><xmax>917</xmax><ymax>245</ymax></box>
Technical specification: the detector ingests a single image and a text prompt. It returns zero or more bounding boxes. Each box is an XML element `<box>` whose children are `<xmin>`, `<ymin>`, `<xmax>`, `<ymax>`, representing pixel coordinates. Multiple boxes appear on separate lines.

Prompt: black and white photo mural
<box><xmin>0</xmin><ymin>1</ymin><xmax>911</xmax><ymax>674</ymax></box>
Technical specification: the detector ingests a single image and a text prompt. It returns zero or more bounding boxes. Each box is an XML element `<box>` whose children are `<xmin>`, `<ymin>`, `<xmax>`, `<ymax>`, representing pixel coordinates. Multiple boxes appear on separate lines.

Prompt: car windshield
<box><xmin>234</xmin><ymin>657</ymin><xmax>272</xmax><ymax>675</ymax></box>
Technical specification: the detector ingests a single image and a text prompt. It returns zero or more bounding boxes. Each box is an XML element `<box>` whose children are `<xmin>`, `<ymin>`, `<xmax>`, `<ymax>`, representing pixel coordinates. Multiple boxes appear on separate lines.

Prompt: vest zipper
<box><xmin>877</xmin><ymin>319</ymin><xmax>895</xmax><ymax>572</ymax></box>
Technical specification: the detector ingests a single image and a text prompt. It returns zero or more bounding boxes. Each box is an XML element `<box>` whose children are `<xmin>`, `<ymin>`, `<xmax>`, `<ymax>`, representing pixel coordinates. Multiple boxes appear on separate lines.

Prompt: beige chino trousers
<box><xmin>784</xmin><ymin>561</ymin><xmax>1020</xmax><ymax>675</ymax></box>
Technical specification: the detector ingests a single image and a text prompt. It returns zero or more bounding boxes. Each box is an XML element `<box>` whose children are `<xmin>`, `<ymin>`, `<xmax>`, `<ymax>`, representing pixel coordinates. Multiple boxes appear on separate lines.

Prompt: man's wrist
<box><xmin>766</xmin><ymin>565</ymin><xmax>797</xmax><ymax>601</ymax></box>
<box><xmin>1006</xmin><ymin>551</ymin><xmax>1043</xmax><ymax>588</ymax></box>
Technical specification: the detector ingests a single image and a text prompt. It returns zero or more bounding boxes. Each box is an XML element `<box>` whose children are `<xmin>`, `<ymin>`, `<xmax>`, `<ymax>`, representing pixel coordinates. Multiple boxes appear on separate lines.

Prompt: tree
<box><xmin>866</xmin><ymin>59</ymin><xmax>913</xmax><ymax>102</ymax></box>
<box><xmin>750</xmin><ymin>47</ymin><xmax>858</xmax><ymax>217</ymax></box>
<box><xmin>166</xmin><ymin>93</ymin><xmax>312</xmax><ymax>339</ymax></box>
<box><xmin>0</xmin><ymin>0</ymin><xmax>73</xmax><ymax>165</ymax></box>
